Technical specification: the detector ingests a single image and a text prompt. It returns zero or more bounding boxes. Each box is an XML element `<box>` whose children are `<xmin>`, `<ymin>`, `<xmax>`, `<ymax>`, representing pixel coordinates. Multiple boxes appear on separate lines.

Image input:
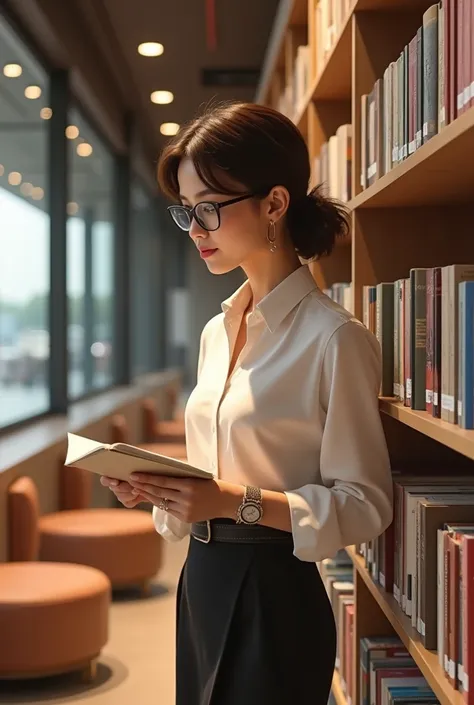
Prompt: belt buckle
<box><xmin>193</xmin><ymin>519</ymin><xmax>211</xmax><ymax>543</ymax></box>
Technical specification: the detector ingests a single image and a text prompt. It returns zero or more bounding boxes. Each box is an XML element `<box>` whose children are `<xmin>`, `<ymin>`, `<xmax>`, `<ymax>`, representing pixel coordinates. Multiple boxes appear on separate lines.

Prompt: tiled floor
<box><xmin>0</xmin><ymin>537</ymin><xmax>189</xmax><ymax>705</ymax></box>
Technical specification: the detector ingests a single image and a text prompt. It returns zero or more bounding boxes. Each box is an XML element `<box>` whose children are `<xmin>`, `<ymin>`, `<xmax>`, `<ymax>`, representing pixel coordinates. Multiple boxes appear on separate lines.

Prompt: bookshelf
<box><xmin>259</xmin><ymin>1</ymin><xmax>474</xmax><ymax>704</ymax></box>
<box><xmin>348</xmin><ymin>546</ymin><xmax>464</xmax><ymax>705</ymax></box>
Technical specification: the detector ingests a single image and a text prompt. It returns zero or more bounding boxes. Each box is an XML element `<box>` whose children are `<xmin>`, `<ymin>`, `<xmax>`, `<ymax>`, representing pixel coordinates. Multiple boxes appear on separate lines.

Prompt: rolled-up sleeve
<box><xmin>284</xmin><ymin>319</ymin><xmax>393</xmax><ymax>563</ymax></box>
<box><xmin>152</xmin><ymin>322</ymin><xmax>209</xmax><ymax>542</ymax></box>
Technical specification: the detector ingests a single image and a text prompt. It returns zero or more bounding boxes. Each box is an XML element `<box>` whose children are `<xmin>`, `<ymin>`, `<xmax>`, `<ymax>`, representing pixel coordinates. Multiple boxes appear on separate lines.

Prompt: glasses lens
<box><xmin>169</xmin><ymin>206</ymin><xmax>191</xmax><ymax>231</ymax></box>
<box><xmin>194</xmin><ymin>202</ymin><xmax>219</xmax><ymax>231</ymax></box>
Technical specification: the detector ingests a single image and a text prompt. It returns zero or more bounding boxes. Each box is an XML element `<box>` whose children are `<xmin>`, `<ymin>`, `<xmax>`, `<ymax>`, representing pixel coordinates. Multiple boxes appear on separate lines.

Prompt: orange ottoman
<box><xmin>0</xmin><ymin>562</ymin><xmax>109</xmax><ymax>679</ymax></box>
<box><xmin>39</xmin><ymin>508</ymin><xmax>162</xmax><ymax>591</ymax></box>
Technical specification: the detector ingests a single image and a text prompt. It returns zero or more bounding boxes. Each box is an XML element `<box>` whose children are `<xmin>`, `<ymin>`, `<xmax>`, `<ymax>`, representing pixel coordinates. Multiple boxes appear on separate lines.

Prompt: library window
<box><xmin>0</xmin><ymin>16</ymin><xmax>50</xmax><ymax>428</ymax></box>
<box><xmin>131</xmin><ymin>178</ymin><xmax>162</xmax><ymax>376</ymax></box>
<box><xmin>67</xmin><ymin>107</ymin><xmax>115</xmax><ymax>399</ymax></box>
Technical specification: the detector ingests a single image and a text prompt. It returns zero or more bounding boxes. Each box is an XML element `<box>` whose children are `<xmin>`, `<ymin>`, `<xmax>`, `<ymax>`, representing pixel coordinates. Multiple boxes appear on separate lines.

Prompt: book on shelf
<box><xmin>313</xmin><ymin>124</ymin><xmax>352</xmax><ymax>203</ymax></box>
<box><xmin>360</xmin><ymin>1</ymin><xmax>474</xmax><ymax>191</ymax></box>
<box><xmin>355</xmin><ymin>473</ymin><xmax>474</xmax><ymax>704</ymax></box>
<box><xmin>318</xmin><ymin>549</ymin><xmax>355</xmax><ymax>704</ymax></box>
<box><xmin>323</xmin><ymin>282</ymin><xmax>353</xmax><ymax>314</ymax></box>
<box><xmin>315</xmin><ymin>0</ymin><xmax>352</xmax><ymax>77</ymax></box>
<box><xmin>363</xmin><ymin>262</ymin><xmax>474</xmax><ymax>428</ymax></box>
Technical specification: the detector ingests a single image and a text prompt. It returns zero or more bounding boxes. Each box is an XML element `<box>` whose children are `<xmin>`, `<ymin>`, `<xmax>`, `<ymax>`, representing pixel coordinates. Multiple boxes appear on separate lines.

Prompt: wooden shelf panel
<box><xmin>332</xmin><ymin>670</ymin><xmax>348</xmax><ymax>705</ymax></box>
<box><xmin>379</xmin><ymin>398</ymin><xmax>474</xmax><ymax>461</ymax></box>
<box><xmin>346</xmin><ymin>546</ymin><xmax>464</xmax><ymax>705</ymax></box>
<box><xmin>349</xmin><ymin>107</ymin><xmax>474</xmax><ymax>208</ymax></box>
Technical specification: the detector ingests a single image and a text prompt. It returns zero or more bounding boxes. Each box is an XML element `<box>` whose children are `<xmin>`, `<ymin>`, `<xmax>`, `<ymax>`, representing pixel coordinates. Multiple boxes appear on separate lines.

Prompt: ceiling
<box><xmin>76</xmin><ymin>0</ymin><xmax>279</xmax><ymax>156</ymax></box>
<box><xmin>0</xmin><ymin>0</ymin><xmax>279</xmax><ymax>215</ymax></box>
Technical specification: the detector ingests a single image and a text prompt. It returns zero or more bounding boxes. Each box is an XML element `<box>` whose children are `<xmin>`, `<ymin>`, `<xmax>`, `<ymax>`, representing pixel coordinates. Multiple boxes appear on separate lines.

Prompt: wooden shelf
<box><xmin>312</xmin><ymin>3</ymin><xmax>353</xmax><ymax>101</ymax></box>
<box><xmin>347</xmin><ymin>546</ymin><xmax>464</xmax><ymax>705</ymax></box>
<box><xmin>332</xmin><ymin>670</ymin><xmax>348</xmax><ymax>705</ymax></box>
<box><xmin>379</xmin><ymin>398</ymin><xmax>474</xmax><ymax>461</ymax></box>
<box><xmin>349</xmin><ymin>106</ymin><xmax>474</xmax><ymax>209</ymax></box>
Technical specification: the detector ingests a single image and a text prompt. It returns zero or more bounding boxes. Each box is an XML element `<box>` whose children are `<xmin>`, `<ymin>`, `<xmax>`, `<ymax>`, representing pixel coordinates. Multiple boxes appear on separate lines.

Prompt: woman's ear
<box><xmin>265</xmin><ymin>186</ymin><xmax>290</xmax><ymax>223</ymax></box>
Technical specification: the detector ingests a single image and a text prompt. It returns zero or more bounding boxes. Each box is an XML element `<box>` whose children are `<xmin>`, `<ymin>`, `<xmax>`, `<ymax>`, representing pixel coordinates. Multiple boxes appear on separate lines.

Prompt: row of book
<box><xmin>315</xmin><ymin>0</ymin><xmax>352</xmax><ymax>77</ymax></box>
<box><xmin>277</xmin><ymin>44</ymin><xmax>311</xmax><ymax>120</ymax></box>
<box><xmin>313</xmin><ymin>124</ymin><xmax>352</xmax><ymax>202</ymax></box>
<box><xmin>363</xmin><ymin>264</ymin><xmax>474</xmax><ymax>428</ymax></box>
<box><xmin>359</xmin><ymin>473</ymin><xmax>474</xmax><ymax>704</ymax></box>
<box><xmin>361</xmin><ymin>1</ymin><xmax>474</xmax><ymax>190</ymax></box>
<box><xmin>319</xmin><ymin>550</ymin><xmax>355</xmax><ymax>705</ymax></box>
<box><xmin>323</xmin><ymin>281</ymin><xmax>353</xmax><ymax>313</ymax></box>
<box><xmin>319</xmin><ymin>551</ymin><xmax>441</xmax><ymax>704</ymax></box>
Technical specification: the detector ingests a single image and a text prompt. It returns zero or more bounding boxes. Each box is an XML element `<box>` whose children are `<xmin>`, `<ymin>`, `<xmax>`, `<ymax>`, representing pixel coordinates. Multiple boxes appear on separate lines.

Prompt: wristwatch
<box><xmin>236</xmin><ymin>485</ymin><xmax>263</xmax><ymax>525</ymax></box>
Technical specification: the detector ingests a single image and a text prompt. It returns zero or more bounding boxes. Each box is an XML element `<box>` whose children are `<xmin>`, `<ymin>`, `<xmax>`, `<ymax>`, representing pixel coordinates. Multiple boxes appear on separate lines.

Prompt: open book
<box><xmin>65</xmin><ymin>432</ymin><xmax>213</xmax><ymax>483</ymax></box>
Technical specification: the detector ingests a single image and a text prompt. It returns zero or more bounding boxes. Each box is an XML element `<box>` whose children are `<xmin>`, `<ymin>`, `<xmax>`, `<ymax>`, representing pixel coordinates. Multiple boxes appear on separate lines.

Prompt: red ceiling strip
<box><xmin>206</xmin><ymin>0</ymin><xmax>217</xmax><ymax>50</ymax></box>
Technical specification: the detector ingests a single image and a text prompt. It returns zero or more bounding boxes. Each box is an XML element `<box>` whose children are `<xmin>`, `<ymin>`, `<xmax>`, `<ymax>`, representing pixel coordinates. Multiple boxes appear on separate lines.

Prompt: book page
<box><xmin>66</xmin><ymin>432</ymin><xmax>108</xmax><ymax>465</ymax></box>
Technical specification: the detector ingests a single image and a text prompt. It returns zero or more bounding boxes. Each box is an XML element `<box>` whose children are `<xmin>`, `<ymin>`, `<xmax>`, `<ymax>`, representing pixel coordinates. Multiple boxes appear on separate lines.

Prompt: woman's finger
<box><xmin>138</xmin><ymin>490</ymin><xmax>182</xmax><ymax>512</ymax></box>
<box><xmin>130</xmin><ymin>483</ymin><xmax>181</xmax><ymax>502</ymax></box>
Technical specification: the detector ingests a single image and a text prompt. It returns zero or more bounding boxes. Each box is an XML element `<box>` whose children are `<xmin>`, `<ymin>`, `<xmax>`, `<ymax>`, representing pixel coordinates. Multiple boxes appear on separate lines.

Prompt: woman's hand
<box><xmin>100</xmin><ymin>476</ymin><xmax>148</xmax><ymax>508</ymax></box>
<box><xmin>127</xmin><ymin>473</ymin><xmax>244</xmax><ymax>523</ymax></box>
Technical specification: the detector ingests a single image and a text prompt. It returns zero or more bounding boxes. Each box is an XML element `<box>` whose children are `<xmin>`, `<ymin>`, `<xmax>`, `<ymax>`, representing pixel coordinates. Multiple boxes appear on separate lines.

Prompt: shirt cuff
<box><xmin>284</xmin><ymin>488</ymin><xmax>342</xmax><ymax>563</ymax></box>
<box><xmin>152</xmin><ymin>506</ymin><xmax>191</xmax><ymax>542</ymax></box>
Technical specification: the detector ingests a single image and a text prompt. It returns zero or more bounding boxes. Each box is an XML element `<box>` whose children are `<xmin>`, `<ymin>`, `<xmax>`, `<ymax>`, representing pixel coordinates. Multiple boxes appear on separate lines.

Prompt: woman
<box><xmin>101</xmin><ymin>101</ymin><xmax>393</xmax><ymax>705</ymax></box>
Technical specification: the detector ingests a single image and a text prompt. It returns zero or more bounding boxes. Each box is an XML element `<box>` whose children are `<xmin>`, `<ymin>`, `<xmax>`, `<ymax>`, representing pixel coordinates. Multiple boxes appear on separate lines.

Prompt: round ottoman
<box><xmin>0</xmin><ymin>562</ymin><xmax>110</xmax><ymax>679</ymax></box>
<box><xmin>39</xmin><ymin>508</ymin><xmax>162</xmax><ymax>590</ymax></box>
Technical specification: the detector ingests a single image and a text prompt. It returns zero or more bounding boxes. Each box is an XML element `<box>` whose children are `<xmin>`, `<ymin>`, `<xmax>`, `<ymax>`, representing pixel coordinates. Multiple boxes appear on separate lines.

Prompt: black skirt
<box><xmin>175</xmin><ymin>519</ymin><xmax>337</xmax><ymax>705</ymax></box>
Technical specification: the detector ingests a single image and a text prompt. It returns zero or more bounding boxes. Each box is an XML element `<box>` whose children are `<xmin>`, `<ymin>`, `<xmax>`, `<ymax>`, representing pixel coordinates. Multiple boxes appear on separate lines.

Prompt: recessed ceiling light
<box><xmin>77</xmin><ymin>142</ymin><xmax>93</xmax><ymax>157</ymax></box>
<box><xmin>8</xmin><ymin>171</ymin><xmax>22</xmax><ymax>186</ymax></box>
<box><xmin>0</xmin><ymin>164</ymin><xmax>4</xmax><ymax>176</ymax></box>
<box><xmin>3</xmin><ymin>63</ymin><xmax>22</xmax><ymax>78</ymax></box>
<box><xmin>138</xmin><ymin>42</ymin><xmax>164</xmax><ymax>57</ymax></box>
<box><xmin>32</xmin><ymin>186</ymin><xmax>44</xmax><ymax>201</ymax></box>
<box><xmin>40</xmin><ymin>107</ymin><xmax>53</xmax><ymax>120</ymax></box>
<box><xmin>67</xmin><ymin>201</ymin><xmax>79</xmax><ymax>216</ymax></box>
<box><xmin>24</xmin><ymin>85</ymin><xmax>42</xmax><ymax>99</ymax></box>
<box><xmin>20</xmin><ymin>182</ymin><xmax>33</xmax><ymax>196</ymax></box>
<box><xmin>151</xmin><ymin>90</ymin><xmax>174</xmax><ymax>105</ymax></box>
<box><xmin>66</xmin><ymin>125</ymin><xmax>80</xmax><ymax>139</ymax></box>
<box><xmin>160</xmin><ymin>122</ymin><xmax>180</xmax><ymax>136</ymax></box>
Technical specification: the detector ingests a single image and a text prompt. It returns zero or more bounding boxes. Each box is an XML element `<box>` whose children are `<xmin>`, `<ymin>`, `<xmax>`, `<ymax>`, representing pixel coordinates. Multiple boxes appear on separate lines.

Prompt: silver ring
<box><xmin>158</xmin><ymin>498</ymin><xmax>169</xmax><ymax>512</ymax></box>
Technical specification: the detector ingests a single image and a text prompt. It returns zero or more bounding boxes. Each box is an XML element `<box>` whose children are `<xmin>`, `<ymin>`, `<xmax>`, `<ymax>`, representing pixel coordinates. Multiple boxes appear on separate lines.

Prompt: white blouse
<box><xmin>153</xmin><ymin>264</ymin><xmax>393</xmax><ymax>562</ymax></box>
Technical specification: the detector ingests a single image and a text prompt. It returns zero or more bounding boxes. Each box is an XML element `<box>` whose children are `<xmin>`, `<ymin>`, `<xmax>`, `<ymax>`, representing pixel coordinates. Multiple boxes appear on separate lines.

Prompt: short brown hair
<box><xmin>157</xmin><ymin>101</ymin><xmax>349</xmax><ymax>260</ymax></box>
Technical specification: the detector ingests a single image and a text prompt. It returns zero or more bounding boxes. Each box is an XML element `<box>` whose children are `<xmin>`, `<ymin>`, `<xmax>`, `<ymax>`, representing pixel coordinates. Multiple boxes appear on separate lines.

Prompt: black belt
<box><xmin>191</xmin><ymin>519</ymin><xmax>294</xmax><ymax>545</ymax></box>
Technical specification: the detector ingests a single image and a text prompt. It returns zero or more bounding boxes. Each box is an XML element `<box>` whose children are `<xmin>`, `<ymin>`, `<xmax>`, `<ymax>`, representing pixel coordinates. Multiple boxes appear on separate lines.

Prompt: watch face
<box><xmin>241</xmin><ymin>502</ymin><xmax>262</xmax><ymax>524</ymax></box>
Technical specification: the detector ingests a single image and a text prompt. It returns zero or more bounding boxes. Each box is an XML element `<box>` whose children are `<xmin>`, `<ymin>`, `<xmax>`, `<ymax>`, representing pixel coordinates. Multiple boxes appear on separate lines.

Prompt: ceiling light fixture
<box><xmin>0</xmin><ymin>164</ymin><xmax>4</xmax><ymax>176</ymax></box>
<box><xmin>8</xmin><ymin>171</ymin><xmax>22</xmax><ymax>186</ymax></box>
<box><xmin>138</xmin><ymin>42</ymin><xmax>164</xmax><ymax>57</ymax></box>
<box><xmin>40</xmin><ymin>107</ymin><xmax>53</xmax><ymax>120</ymax></box>
<box><xmin>160</xmin><ymin>122</ymin><xmax>180</xmax><ymax>136</ymax></box>
<box><xmin>67</xmin><ymin>202</ymin><xmax>79</xmax><ymax>216</ymax></box>
<box><xmin>151</xmin><ymin>90</ymin><xmax>174</xmax><ymax>105</ymax></box>
<box><xmin>24</xmin><ymin>85</ymin><xmax>42</xmax><ymax>99</ymax></box>
<box><xmin>66</xmin><ymin>125</ymin><xmax>80</xmax><ymax>139</ymax></box>
<box><xmin>32</xmin><ymin>187</ymin><xmax>44</xmax><ymax>201</ymax></box>
<box><xmin>77</xmin><ymin>142</ymin><xmax>93</xmax><ymax>157</ymax></box>
<box><xmin>3</xmin><ymin>63</ymin><xmax>22</xmax><ymax>78</ymax></box>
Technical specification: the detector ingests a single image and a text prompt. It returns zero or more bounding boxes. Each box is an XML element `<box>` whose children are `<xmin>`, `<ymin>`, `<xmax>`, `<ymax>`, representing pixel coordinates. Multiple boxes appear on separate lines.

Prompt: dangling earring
<box><xmin>266</xmin><ymin>220</ymin><xmax>277</xmax><ymax>253</ymax></box>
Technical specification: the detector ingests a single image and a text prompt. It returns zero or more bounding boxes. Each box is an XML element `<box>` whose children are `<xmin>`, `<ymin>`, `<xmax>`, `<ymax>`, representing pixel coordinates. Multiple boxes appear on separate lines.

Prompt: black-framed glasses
<box><xmin>167</xmin><ymin>194</ymin><xmax>254</xmax><ymax>232</ymax></box>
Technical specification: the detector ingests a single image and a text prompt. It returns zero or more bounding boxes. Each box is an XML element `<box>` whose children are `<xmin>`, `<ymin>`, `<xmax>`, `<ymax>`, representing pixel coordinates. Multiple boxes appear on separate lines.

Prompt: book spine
<box><xmin>433</xmin><ymin>266</ymin><xmax>443</xmax><ymax>417</ymax></box>
<box><xmin>404</xmin><ymin>278</ymin><xmax>412</xmax><ymax>406</ymax></box>
<box><xmin>426</xmin><ymin>268</ymin><xmax>434</xmax><ymax>414</ymax></box>
<box><xmin>410</xmin><ymin>268</ymin><xmax>428</xmax><ymax>410</ymax></box>
<box><xmin>449</xmin><ymin>0</ymin><xmax>458</xmax><ymax>121</ymax></box>
<box><xmin>438</xmin><ymin>2</ymin><xmax>446</xmax><ymax>129</ymax></box>
<box><xmin>458</xmin><ymin>0</ymin><xmax>465</xmax><ymax>115</ymax></box>
<box><xmin>423</xmin><ymin>4</ymin><xmax>439</xmax><ymax>142</ymax></box>
<box><xmin>409</xmin><ymin>37</ymin><xmax>417</xmax><ymax>154</ymax></box>
<box><xmin>416</xmin><ymin>26</ymin><xmax>424</xmax><ymax>147</ymax></box>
